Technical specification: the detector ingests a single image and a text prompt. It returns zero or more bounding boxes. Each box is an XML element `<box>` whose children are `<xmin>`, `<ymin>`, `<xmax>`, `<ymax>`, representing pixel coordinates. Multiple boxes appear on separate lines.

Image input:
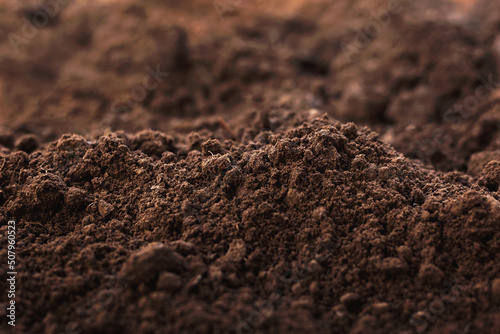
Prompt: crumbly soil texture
<box><xmin>0</xmin><ymin>0</ymin><xmax>500</xmax><ymax>333</ymax></box>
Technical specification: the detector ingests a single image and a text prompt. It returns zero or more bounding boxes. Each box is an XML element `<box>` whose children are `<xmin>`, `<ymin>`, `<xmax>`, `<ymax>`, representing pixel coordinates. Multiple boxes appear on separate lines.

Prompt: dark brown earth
<box><xmin>0</xmin><ymin>0</ymin><xmax>499</xmax><ymax>333</ymax></box>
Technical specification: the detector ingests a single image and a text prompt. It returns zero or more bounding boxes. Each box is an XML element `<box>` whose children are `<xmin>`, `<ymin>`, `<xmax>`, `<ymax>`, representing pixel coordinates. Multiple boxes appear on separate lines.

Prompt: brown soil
<box><xmin>0</xmin><ymin>0</ymin><xmax>499</xmax><ymax>333</ymax></box>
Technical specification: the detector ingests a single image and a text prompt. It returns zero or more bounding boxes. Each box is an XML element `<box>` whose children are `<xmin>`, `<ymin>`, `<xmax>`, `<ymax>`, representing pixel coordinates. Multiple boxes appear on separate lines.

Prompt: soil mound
<box><xmin>1</xmin><ymin>116</ymin><xmax>499</xmax><ymax>333</ymax></box>
<box><xmin>1</xmin><ymin>1</ymin><xmax>500</xmax><ymax>333</ymax></box>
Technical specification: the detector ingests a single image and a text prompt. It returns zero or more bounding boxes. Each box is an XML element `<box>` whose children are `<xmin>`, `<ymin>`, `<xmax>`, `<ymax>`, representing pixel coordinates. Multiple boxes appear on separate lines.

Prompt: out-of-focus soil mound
<box><xmin>0</xmin><ymin>115</ymin><xmax>499</xmax><ymax>333</ymax></box>
<box><xmin>0</xmin><ymin>0</ymin><xmax>498</xmax><ymax>173</ymax></box>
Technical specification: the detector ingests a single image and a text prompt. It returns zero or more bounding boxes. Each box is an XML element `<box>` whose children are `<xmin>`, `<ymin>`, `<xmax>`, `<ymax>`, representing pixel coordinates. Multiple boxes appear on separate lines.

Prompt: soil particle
<box><xmin>15</xmin><ymin>134</ymin><xmax>39</xmax><ymax>153</ymax></box>
<box><xmin>478</xmin><ymin>160</ymin><xmax>500</xmax><ymax>192</ymax></box>
<box><xmin>340</xmin><ymin>292</ymin><xmax>363</xmax><ymax>313</ymax></box>
<box><xmin>98</xmin><ymin>200</ymin><xmax>115</xmax><ymax>218</ymax></box>
<box><xmin>120</xmin><ymin>243</ymin><xmax>185</xmax><ymax>285</ymax></box>
<box><xmin>418</xmin><ymin>263</ymin><xmax>445</xmax><ymax>286</ymax></box>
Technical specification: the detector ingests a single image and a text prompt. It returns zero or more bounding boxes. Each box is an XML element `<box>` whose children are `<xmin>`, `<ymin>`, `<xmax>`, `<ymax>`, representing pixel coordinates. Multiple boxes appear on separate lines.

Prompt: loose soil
<box><xmin>0</xmin><ymin>0</ymin><xmax>499</xmax><ymax>333</ymax></box>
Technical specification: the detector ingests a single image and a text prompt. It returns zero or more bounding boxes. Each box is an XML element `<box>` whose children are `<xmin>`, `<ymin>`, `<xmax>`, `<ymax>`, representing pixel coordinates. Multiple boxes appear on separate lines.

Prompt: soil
<box><xmin>0</xmin><ymin>0</ymin><xmax>499</xmax><ymax>333</ymax></box>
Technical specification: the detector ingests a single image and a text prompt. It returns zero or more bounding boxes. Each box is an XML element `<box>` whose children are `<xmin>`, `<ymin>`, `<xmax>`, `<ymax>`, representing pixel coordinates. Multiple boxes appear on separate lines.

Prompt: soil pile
<box><xmin>0</xmin><ymin>0</ymin><xmax>499</xmax><ymax>333</ymax></box>
<box><xmin>0</xmin><ymin>115</ymin><xmax>499</xmax><ymax>333</ymax></box>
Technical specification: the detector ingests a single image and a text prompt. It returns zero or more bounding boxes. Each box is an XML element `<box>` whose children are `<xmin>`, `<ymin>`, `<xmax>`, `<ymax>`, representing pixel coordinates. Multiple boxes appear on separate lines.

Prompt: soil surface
<box><xmin>0</xmin><ymin>0</ymin><xmax>499</xmax><ymax>333</ymax></box>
